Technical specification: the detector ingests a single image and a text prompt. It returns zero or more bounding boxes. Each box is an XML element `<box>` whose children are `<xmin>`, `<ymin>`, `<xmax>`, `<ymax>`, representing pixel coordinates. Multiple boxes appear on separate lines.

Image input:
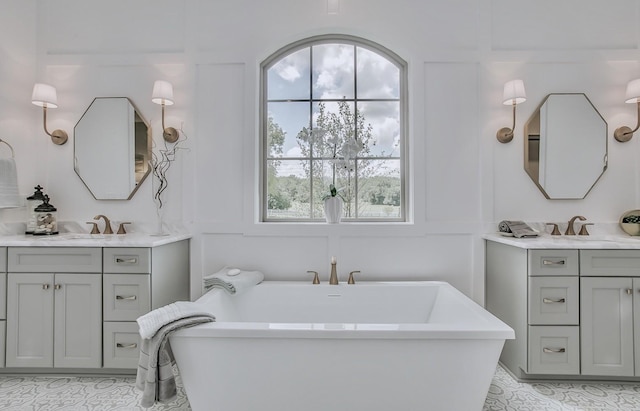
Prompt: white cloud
<box><xmin>277</xmin><ymin>64</ymin><xmax>301</xmax><ymax>82</ymax></box>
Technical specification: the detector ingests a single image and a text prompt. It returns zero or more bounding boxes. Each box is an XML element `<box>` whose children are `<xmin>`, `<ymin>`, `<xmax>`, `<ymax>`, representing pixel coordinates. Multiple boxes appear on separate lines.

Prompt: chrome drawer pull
<box><xmin>626</xmin><ymin>288</ymin><xmax>633</xmax><ymax>295</ymax></box>
<box><xmin>543</xmin><ymin>298</ymin><xmax>565</xmax><ymax>304</ymax></box>
<box><xmin>42</xmin><ymin>284</ymin><xmax>50</xmax><ymax>290</ymax></box>
<box><xmin>543</xmin><ymin>347</ymin><xmax>566</xmax><ymax>354</ymax></box>
<box><xmin>115</xmin><ymin>257</ymin><xmax>138</xmax><ymax>264</ymax></box>
<box><xmin>116</xmin><ymin>343</ymin><xmax>138</xmax><ymax>349</ymax></box>
<box><xmin>542</xmin><ymin>259</ymin><xmax>565</xmax><ymax>265</ymax></box>
<box><xmin>116</xmin><ymin>295</ymin><xmax>137</xmax><ymax>301</ymax></box>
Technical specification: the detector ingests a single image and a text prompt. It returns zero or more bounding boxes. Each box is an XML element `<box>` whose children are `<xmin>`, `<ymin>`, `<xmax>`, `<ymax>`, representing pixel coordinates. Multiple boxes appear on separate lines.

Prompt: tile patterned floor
<box><xmin>0</xmin><ymin>365</ymin><xmax>639</xmax><ymax>410</ymax></box>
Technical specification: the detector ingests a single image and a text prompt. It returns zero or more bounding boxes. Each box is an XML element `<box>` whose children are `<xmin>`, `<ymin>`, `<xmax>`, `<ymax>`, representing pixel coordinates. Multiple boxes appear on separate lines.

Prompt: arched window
<box><xmin>261</xmin><ymin>35</ymin><xmax>406</xmax><ymax>221</ymax></box>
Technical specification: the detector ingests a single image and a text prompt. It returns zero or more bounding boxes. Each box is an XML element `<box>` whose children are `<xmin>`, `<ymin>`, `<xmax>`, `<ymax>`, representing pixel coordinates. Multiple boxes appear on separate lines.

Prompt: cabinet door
<box><xmin>6</xmin><ymin>273</ymin><xmax>54</xmax><ymax>368</ymax></box>
<box><xmin>53</xmin><ymin>273</ymin><xmax>102</xmax><ymax>368</ymax></box>
<box><xmin>581</xmin><ymin>277</ymin><xmax>634</xmax><ymax>376</ymax></box>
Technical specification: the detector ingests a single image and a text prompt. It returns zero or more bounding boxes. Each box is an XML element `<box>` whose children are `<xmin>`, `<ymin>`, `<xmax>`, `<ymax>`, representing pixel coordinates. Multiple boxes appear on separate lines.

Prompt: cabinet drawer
<box><xmin>0</xmin><ymin>247</ymin><xmax>6</xmax><ymax>273</ymax></box>
<box><xmin>528</xmin><ymin>250</ymin><xmax>579</xmax><ymax>277</ymax></box>
<box><xmin>103</xmin><ymin>322</ymin><xmax>141</xmax><ymax>369</ymax></box>
<box><xmin>8</xmin><ymin>247</ymin><xmax>102</xmax><ymax>273</ymax></box>
<box><xmin>580</xmin><ymin>250</ymin><xmax>640</xmax><ymax>277</ymax></box>
<box><xmin>103</xmin><ymin>248</ymin><xmax>150</xmax><ymax>274</ymax></box>
<box><xmin>528</xmin><ymin>276</ymin><xmax>579</xmax><ymax>325</ymax></box>
<box><xmin>528</xmin><ymin>326</ymin><xmax>580</xmax><ymax>375</ymax></box>
<box><xmin>103</xmin><ymin>274</ymin><xmax>150</xmax><ymax>321</ymax></box>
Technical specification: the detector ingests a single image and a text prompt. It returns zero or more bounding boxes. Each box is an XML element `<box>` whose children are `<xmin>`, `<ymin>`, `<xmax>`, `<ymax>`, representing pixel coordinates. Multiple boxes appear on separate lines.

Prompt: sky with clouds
<box><xmin>267</xmin><ymin>42</ymin><xmax>401</xmax><ymax>177</ymax></box>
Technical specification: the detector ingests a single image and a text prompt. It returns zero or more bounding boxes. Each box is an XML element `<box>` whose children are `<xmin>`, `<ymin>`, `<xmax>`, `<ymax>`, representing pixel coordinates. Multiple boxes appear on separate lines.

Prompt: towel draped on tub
<box><xmin>202</xmin><ymin>266</ymin><xmax>264</xmax><ymax>294</ymax></box>
<box><xmin>135</xmin><ymin>302</ymin><xmax>215</xmax><ymax>408</ymax></box>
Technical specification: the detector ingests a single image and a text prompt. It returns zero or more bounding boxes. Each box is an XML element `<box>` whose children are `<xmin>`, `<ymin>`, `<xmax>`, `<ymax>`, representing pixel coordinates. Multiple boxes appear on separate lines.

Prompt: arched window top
<box><xmin>262</xmin><ymin>35</ymin><xmax>407</xmax><ymax>222</ymax></box>
<box><xmin>263</xmin><ymin>34</ymin><xmax>406</xmax><ymax>102</ymax></box>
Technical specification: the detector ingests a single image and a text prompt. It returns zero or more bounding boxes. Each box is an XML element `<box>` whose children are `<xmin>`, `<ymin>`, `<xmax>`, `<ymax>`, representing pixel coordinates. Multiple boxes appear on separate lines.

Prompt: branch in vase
<box><xmin>151</xmin><ymin>125</ymin><xmax>189</xmax><ymax>209</ymax></box>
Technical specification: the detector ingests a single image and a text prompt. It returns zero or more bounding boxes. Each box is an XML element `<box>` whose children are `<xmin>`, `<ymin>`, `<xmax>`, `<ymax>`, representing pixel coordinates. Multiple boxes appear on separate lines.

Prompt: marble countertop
<box><xmin>483</xmin><ymin>233</ymin><xmax>640</xmax><ymax>249</ymax></box>
<box><xmin>0</xmin><ymin>232</ymin><xmax>191</xmax><ymax>248</ymax></box>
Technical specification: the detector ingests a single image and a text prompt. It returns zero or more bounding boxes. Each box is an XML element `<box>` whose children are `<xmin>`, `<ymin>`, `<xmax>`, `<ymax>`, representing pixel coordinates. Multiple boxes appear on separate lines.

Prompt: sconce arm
<box><xmin>160</xmin><ymin>102</ymin><xmax>179</xmax><ymax>143</ymax></box>
<box><xmin>41</xmin><ymin>106</ymin><xmax>68</xmax><ymax>145</ymax></box>
<box><xmin>614</xmin><ymin>101</ymin><xmax>640</xmax><ymax>142</ymax></box>
<box><xmin>496</xmin><ymin>103</ymin><xmax>517</xmax><ymax>143</ymax></box>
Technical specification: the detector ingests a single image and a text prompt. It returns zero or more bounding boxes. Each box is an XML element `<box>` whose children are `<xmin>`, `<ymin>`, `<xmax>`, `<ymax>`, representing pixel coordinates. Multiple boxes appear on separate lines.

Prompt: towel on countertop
<box><xmin>0</xmin><ymin>158</ymin><xmax>21</xmax><ymax>209</ymax></box>
<box><xmin>499</xmin><ymin>220</ymin><xmax>538</xmax><ymax>238</ymax></box>
<box><xmin>136</xmin><ymin>301</ymin><xmax>214</xmax><ymax>340</ymax></box>
<box><xmin>203</xmin><ymin>266</ymin><xmax>264</xmax><ymax>294</ymax></box>
<box><xmin>136</xmin><ymin>314</ymin><xmax>214</xmax><ymax>408</ymax></box>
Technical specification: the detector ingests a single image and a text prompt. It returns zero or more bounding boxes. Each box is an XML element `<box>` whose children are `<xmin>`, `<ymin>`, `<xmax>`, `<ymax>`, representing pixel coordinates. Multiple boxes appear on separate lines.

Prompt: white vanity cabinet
<box><xmin>486</xmin><ymin>239</ymin><xmax>640</xmax><ymax>381</ymax></box>
<box><xmin>5</xmin><ymin>247</ymin><xmax>102</xmax><ymax>368</ymax></box>
<box><xmin>0</xmin><ymin>236</ymin><xmax>190</xmax><ymax>373</ymax></box>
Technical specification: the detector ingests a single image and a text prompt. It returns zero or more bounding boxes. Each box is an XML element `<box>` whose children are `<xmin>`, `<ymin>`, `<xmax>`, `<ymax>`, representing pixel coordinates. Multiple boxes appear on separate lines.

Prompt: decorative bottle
<box><xmin>25</xmin><ymin>185</ymin><xmax>45</xmax><ymax>234</ymax></box>
<box><xmin>33</xmin><ymin>195</ymin><xmax>58</xmax><ymax>235</ymax></box>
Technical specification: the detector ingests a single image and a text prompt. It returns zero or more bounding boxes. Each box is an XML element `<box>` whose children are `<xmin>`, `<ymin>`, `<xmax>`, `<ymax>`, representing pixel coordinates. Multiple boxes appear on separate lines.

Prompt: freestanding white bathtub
<box><xmin>170</xmin><ymin>281</ymin><xmax>514</xmax><ymax>411</ymax></box>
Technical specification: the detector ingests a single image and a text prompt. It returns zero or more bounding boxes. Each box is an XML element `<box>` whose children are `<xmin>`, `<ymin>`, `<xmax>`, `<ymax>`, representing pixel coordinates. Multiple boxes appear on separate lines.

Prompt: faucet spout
<box><xmin>94</xmin><ymin>214</ymin><xmax>113</xmax><ymax>234</ymax></box>
<box><xmin>565</xmin><ymin>215</ymin><xmax>586</xmax><ymax>236</ymax></box>
<box><xmin>329</xmin><ymin>256</ymin><xmax>338</xmax><ymax>285</ymax></box>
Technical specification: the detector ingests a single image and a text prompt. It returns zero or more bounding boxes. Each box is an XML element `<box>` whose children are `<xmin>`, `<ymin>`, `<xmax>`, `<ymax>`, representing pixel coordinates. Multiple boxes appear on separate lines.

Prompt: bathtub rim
<box><xmin>173</xmin><ymin>280</ymin><xmax>514</xmax><ymax>340</ymax></box>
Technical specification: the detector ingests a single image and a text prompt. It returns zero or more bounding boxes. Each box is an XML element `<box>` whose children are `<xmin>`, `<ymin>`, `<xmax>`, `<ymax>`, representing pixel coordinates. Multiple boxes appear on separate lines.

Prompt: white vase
<box><xmin>324</xmin><ymin>196</ymin><xmax>343</xmax><ymax>223</ymax></box>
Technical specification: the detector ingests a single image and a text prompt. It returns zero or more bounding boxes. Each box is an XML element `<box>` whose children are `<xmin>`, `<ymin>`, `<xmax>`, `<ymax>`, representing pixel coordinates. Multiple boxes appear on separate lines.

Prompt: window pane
<box><xmin>267</xmin><ymin>102</ymin><xmax>310</xmax><ymax>158</ymax></box>
<box><xmin>357</xmin><ymin>159</ymin><xmax>401</xmax><ymax>218</ymax></box>
<box><xmin>357</xmin><ymin>47</ymin><xmax>400</xmax><ymax>99</ymax></box>
<box><xmin>312</xmin><ymin>44</ymin><xmax>355</xmax><ymax>100</ymax></box>
<box><xmin>267</xmin><ymin>47</ymin><xmax>310</xmax><ymax>100</ymax></box>
<box><xmin>311</xmin><ymin>160</ymin><xmax>334</xmax><ymax>219</ymax></box>
<box><xmin>266</xmin><ymin>160</ymin><xmax>311</xmax><ymax>219</ymax></box>
<box><xmin>311</xmin><ymin>101</ymin><xmax>357</xmax><ymax>159</ymax></box>
<box><xmin>357</xmin><ymin>101</ymin><xmax>401</xmax><ymax>157</ymax></box>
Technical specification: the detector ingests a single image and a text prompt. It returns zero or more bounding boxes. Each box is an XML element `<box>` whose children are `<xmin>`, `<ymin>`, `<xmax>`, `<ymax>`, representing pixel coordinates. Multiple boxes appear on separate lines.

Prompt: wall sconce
<box><xmin>496</xmin><ymin>79</ymin><xmax>527</xmax><ymax>143</ymax></box>
<box><xmin>614</xmin><ymin>79</ymin><xmax>640</xmax><ymax>142</ymax></box>
<box><xmin>151</xmin><ymin>80</ymin><xmax>179</xmax><ymax>143</ymax></box>
<box><xmin>31</xmin><ymin>83</ymin><xmax>68</xmax><ymax>145</ymax></box>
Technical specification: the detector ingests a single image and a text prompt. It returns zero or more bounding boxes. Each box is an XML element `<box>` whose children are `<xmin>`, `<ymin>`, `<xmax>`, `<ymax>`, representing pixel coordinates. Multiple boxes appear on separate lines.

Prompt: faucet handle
<box><xmin>117</xmin><ymin>222</ymin><xmax>131</xmax><ymax>235</ymax></box>
<box><xmin>86</xmin><ymin>222</ymin><xmax>100</xmax><ymax>234</ymax></box>
<box><xmin>579</xmin><ymin>223</ymin><xmax>593</xmax><ymax>236</ymax></box>
<box><xmin>545</xmin><ymin>223</ymin><xmax>561</xmax><ymax>236</ymax></box>
<box><xmin>307</xmin><ymin>270</ymin><xmax>320</xmax><ymax>284</ymax></box>
<box><xmin>348</xmin><ymin>270</ymin><xmax>361</xmax><ymax>285</ymax></box>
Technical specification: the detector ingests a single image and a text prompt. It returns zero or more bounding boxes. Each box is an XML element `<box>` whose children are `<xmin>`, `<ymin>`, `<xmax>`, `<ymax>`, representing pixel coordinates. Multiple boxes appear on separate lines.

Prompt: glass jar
<box><xmin>25</xmin><ymin>185</ymin><xmax>45</xmax><ymax>234</ymax></box>
<box><xmin>33</xmin><ymin>195</ymin><xmax>58</xmax><ymax>235</ymax></box>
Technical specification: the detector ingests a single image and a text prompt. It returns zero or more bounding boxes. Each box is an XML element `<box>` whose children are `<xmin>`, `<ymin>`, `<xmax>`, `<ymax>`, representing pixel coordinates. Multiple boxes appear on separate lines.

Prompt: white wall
<box><xmin>1</xmin><ymin>0</ymin><xmax>639</xmax><ymax>303</ymax></box>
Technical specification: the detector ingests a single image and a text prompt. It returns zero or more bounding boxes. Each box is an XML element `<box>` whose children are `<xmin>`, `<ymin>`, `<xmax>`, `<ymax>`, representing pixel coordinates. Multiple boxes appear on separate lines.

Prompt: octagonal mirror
<box><xmin>524</xmin><ymin>93</ymin><xmax>607</xmax><ymax>199</ymax></box>
<box><xmin>74</xmin><ymin>97</ymin><xmax>151</xmax><ymax>200</ymax></box>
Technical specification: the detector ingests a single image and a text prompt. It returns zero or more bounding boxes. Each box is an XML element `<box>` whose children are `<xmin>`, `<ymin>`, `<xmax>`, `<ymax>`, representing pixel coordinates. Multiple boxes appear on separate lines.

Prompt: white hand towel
<box><xmin>136</xmin><ymin>301</ymin><xmax>214</xmax><ymax>340</ymax></box>
<box><xmin>0</xmin><ymin>158</ymin><xmax>21</xmax><ymax>208</ymax></box>
<box><xmin>203</xmin><ymin>266</ymin><xmax>264</xmax><ymax>294</ymax></box>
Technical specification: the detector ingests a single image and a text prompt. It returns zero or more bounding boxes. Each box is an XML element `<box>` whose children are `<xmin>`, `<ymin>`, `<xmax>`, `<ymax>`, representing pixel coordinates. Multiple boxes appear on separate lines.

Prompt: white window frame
<box><xmin>260</xmin><ymin>34</ymin><xmax>408</xmax><ymax>222</ymax></box>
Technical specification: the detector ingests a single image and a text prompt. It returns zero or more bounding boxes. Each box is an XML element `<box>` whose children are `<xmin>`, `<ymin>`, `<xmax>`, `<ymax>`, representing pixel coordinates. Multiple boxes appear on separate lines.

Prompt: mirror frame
<box><xmin>524</xmin><ymin>93</ymin><xmax>607</xmax><ymax>200</ymax></box>
<box><xmin>74</xmin><ymin>97</ymin><xmax>151</xmax><ymax>200</ymax></box>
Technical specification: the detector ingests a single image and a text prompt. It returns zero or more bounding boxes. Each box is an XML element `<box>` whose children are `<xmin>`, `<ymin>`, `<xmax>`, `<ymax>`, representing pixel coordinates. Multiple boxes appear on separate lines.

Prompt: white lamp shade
<box><xmin>152</xmin><ymin>80</ymin><xmax>174</xmax><ymax>105</ymax></box>
<box><xmin>31</xmin><ymin>83</ymin><xmax>58</xmax><ymax>108</ymax></box>
<box><xmin>502</xmin><ymin>79</ymin><xmax>526</xmax><ymax>105</ymax></box>
<box><xmin>624</xmin><ymin>78</ymin><xmax>640</xmax><ymax>103</ymax></box>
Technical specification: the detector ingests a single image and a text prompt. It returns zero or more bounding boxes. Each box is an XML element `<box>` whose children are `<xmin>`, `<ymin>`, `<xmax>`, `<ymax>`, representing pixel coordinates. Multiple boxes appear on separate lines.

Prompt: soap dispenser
<box><xmin>33</xmin><ymin>195</ymin><xmax>58</xmax><ymax>235</ymax></box>
<box><xmin>25</xmin><ymin>185</ymin><xmax>45</xmax><ymax>234</ymax></box>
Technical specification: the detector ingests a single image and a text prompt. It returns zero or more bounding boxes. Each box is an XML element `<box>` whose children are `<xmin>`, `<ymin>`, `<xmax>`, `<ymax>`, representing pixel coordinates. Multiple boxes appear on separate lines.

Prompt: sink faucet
<box><xmin>329</xmin><ymin>256</ymin><xmax>338</xmax><ymax>285</ymax></box>
<box><xmin>565</xmin><ymin>215</ymin><xmax>586</xmax><ymax>235</ymax></box>
<box><xmin>94</xmin><ymin>214</ymin><xmax>113</xmax><ymax>234</ymax></box>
